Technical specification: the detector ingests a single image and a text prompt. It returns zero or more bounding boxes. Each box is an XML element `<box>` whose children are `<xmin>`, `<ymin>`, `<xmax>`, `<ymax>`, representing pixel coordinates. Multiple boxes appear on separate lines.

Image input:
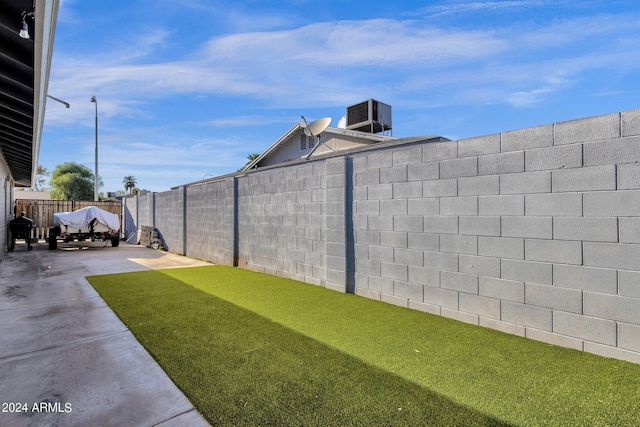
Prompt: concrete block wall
<box><xmin>325</xmin><ymin>157</ymin><xmax>350</xmax><ymax>292</ymax></box>
<box><xmin>122</xmin><ymin>108</ymin><xmax>640</xmax><ymax>364</ymax></box>
<box><xmin>137</xmin><ymin>192</ymin><xmax>154</xmax><ymax>228</ymax></box>
<box><xmin>351</xmin><ymin>109</ymin><xmax>640</xmax><ymax>364</ymax></box>
<box><xmin>155</xmin><ymin>188</ymin><xmax>185</xmax><ymax>255</ymax></box>
<box><xmin>186</xmin><ymin>180</ymin><xmax>235</xmax><ymax>265</ymax></box>
<box><xmin>122</xmin><ymin>196</ymin><xmax>138</xmax><ymax>243</ymax></box>
<box><xmin>236</xmin><ymin>162</ymin><xmax>328</xmax><ymax>286</ymax></box>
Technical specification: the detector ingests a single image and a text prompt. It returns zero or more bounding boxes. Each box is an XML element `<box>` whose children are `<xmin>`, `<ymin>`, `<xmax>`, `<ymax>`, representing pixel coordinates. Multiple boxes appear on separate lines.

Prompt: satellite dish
<box><xmin>300</xmin><ymin>116</ymin><xmax>334</xmax><ymax>160</ymax></box>
<box><xmin>303</xmin><ymin>117</ymin><xmax>332</xmax><ymax>137</ymax></box>
<box><xmin>337</xmin><ymin>115</ymin><xmax>347</xmax><ymax>129</ymax></box>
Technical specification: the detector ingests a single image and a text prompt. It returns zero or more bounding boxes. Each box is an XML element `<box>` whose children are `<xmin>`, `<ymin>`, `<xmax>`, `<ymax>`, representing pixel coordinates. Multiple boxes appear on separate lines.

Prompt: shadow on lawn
<box><xmin>90</xmin><ymin>270</ymin><xmax>513</xmax><ymax>427</ymax></box>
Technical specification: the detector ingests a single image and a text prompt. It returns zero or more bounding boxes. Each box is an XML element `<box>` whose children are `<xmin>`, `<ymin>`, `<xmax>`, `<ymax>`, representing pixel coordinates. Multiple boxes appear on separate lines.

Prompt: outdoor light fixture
<box><xmin>47</xmin><ymin>94</ymin><xmax>70</xmax><ymax>109</ymax></box>
<box><xmin>19</xmin><ymin>11</ymin><xmax>34</xmax><ymax>39</ymax></box>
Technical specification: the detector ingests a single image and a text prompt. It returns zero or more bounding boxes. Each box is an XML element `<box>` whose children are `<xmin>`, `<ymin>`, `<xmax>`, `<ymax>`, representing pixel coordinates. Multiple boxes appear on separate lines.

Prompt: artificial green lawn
<box><xmin>88</xmin><ymin>265</ymin><xmax>640</xmax><ymax>426</ymax></box>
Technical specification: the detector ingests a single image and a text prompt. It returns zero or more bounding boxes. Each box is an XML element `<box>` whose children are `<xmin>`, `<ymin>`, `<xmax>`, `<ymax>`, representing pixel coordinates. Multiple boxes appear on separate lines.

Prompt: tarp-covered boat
<box><xmin>49</xmin><ymin>206</ymin><xmax>120</xmax><ymax>249</ymax></box>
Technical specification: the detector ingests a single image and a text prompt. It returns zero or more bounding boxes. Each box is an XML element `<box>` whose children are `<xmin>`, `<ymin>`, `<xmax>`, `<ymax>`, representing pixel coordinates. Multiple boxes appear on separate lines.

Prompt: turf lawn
<box><xmin>88</xmin><ymin>265</ymin><xmax>640</xmax><ymax>426</ymax></box>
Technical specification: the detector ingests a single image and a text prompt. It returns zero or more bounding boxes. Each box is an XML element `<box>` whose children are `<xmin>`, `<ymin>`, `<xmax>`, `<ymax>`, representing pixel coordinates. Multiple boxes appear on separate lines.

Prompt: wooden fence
<box><xmin>14</xmin><ymin>199</ymin><xmax>122</xmax><ymax>239</ymax></box>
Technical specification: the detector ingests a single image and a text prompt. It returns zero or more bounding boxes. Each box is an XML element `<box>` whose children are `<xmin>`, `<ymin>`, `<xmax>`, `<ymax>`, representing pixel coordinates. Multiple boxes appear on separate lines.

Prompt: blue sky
<box><xmin>41</xmin><ymin>0</ymin><xmax>640</xmax><ymax>193</ymax></box>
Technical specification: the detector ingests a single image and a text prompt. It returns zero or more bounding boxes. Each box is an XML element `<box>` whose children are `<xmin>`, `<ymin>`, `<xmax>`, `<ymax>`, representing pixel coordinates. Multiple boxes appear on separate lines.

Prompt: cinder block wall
<box><xmin>186</xmin><ymin>180</ymin><xmax>235</xmax><ymax>265</ymax></box>
<box><xmin>123</xmin><ymin>108</ymin><xmax>640</xmax><ymax>363</ymax></box>
<box><xmin>122</xmin><ymin>196</ymin><xmax>138</xmax><ymax>243</ymax></box>
<box><xmin>236</xmin><ymin>162</ymin><xmax>328</xmax><ymax>286</ymax></box>
<box><xmin>351</xmin><ymin>109</ymin><xmax>640</xmax><ymax>364</ymax></box>
<box><xmin>155</xmin><ymin>188</ymin><xmax>184</xmax><ymax>255</ymax></box>
<box><xmin>137</xmin><ymin>192</ymin><xmax>153</xmax><ymax>229</ymax></box>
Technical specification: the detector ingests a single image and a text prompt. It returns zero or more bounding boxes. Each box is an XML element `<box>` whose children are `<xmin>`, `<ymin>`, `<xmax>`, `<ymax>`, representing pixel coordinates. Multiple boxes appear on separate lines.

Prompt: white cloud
<box><xmin>416</xmin><ymin>0</ymin><xmax>568</xmax><ymax>18</ymax></box>
<box><xmin>45</xmin><ymin>11</ymin><xmax>640</xmax><ymax>127</ymax></box>
<box><xmin>46</xmin><ymin>19</ymin><xmax>509</xmax><ymax>122</ymax></box>
<box><xmin>507</xmin><ymin>86</ymin><xmax>558</xmax><ymax>107</ymax></box>
<box><xmin>200</xmin><ymin>19</ymin><xmax>508</xmax><ymax>67</ymax></box>
<box><xmin>205</xmin><ymin>116</ymin><xmax>294</xmax><ymax>127</ymax></box>
<box><xmin>42</xmin><ymin>2</ymin><xmax>640</xmax><ymax>192</ymax></box>
<box><xmin>74</xmin><ymin>131</ymin><xmax>249</xmax><ymax>192</ymax></box>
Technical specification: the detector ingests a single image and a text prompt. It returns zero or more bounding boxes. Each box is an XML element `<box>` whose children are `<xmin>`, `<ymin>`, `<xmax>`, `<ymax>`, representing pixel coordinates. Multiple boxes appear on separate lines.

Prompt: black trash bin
<box><xmin>9</xmin><ymin>213</ymin><xmax>34</xmax><ymax>251</ymax></box>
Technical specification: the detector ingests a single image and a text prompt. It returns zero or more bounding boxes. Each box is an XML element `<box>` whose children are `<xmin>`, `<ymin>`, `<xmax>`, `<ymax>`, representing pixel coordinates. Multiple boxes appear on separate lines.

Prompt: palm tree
<box><xmin>123</xmin><ymin>176</ymin><xmax>137</xmax><ymax>194</ymax></box>
<box><xmin>246</xmin><ymin>153</ymin><xmax>259</xmax><ymax>165</ymax></box>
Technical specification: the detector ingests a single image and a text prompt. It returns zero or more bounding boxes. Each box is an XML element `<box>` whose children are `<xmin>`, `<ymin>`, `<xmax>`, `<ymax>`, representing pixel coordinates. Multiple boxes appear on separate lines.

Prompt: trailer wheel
<box><xmin>111</xmin><ymin>236</ymin><xmax>120</xmax><ymax>247</ymax></box>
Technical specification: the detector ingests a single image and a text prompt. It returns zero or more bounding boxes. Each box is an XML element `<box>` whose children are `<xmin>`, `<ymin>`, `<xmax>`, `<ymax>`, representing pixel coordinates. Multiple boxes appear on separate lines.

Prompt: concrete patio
<box><xmin>0</xmin><ymin>240</ymin><xmax>211</xmax><ymax>426</ymax></box>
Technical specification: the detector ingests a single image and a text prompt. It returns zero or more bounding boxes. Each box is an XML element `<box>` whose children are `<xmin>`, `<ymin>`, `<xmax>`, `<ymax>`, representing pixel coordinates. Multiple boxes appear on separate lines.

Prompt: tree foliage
<box><xmin>246</xmin><ymin>153</ymin><xmax>259</xmax><ymax>165</ymax></box>
<box><xmin>50</xmin><ymin>162</ymin><xmax>101</xmax><ymax>200</ymax></box>
<box><xmin>34</xmin><ymin>165</ymin><xmax>50</xmax><ymax>191</ymax></box>
<box><xmin>238</xmin><ymin>153</ymin><xmax>261</xmax><ymax>171</ymax></box>
<box><xmin>123</xmin><ymin>175</ymin><xmax>137</xmax><ymax>194</ymax></box>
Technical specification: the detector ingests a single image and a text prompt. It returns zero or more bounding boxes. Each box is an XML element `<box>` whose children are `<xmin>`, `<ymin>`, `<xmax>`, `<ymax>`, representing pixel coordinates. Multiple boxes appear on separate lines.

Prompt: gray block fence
<box><xmin>123</xmin><ymin>108</ymin><xmax>640</xmax><ymax>364</ymax></box>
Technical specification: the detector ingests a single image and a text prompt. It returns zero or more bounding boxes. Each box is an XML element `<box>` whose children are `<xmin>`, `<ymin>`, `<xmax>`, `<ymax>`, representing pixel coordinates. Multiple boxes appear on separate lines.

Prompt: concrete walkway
<box><xmin>0</xmin><ymin>240</ymin><xmax>211</xmax><ymax>427</ymax></box>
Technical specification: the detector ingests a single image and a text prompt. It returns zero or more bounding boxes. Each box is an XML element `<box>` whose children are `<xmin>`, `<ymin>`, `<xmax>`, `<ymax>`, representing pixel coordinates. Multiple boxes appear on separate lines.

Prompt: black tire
<box><xmin>111</xmin><ymin>236</ymin><xmax>120</xmax><ymax>247</ymax></box>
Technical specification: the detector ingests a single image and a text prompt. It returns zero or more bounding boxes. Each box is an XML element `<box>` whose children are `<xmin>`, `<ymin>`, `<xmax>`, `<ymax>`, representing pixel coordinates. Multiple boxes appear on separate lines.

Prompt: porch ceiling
<box><xmin>0</xmin><ymin>0</ymin><xmax>59</xmax><ymax>187</ymax></box>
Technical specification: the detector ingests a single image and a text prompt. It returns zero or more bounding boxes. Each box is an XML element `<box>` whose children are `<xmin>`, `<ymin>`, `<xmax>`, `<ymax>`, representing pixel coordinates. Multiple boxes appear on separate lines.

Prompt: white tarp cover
<box><xmin>53</xmin><ymin>206</ymin><xmax>120</xmax><ymax>231</ymax></box>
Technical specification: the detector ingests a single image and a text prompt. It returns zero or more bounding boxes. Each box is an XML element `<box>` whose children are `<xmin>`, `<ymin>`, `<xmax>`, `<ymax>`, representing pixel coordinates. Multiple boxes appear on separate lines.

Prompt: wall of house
<box><xmin>314</xmin><ymin>134</ymin><xmax>372</xmax><ymax>156</ymax></box>
<box><xmin>260</xmin><ymin>130</ymin><xmax>382</xmax><ymax>167</ymax></box>
<box><xmin>1</xmin><ymin>161</ymin><xmax>11</xmax><ymax>255</ymax></box>
<box><xmin>261</xmin><ymin>129</ymin><xmax>316</xmax><ymax>166</ymax></box>
<box><xmin>124</xmin><ymin>108</ymin><xmax>640</xmax><ymax>364</ymax></box>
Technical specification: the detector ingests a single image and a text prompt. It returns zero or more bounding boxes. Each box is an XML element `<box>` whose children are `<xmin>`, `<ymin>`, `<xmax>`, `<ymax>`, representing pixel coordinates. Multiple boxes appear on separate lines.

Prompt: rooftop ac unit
<box><xmin>346</xmin><ymin>99</ymin><xmax>392</xmax><ymax>134</ymax></box>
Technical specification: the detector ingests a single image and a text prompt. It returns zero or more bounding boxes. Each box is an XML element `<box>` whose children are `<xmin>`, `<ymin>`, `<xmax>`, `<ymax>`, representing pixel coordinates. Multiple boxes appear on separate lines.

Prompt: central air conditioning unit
<box><xmin>346</xmin><ymin>99</ymin><xmax>392</xmax><ymax>134</ymax></box>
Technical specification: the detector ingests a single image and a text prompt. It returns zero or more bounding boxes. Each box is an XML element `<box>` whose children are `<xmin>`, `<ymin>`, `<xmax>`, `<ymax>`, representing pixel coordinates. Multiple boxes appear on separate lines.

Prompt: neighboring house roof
<box><xmin>0</xmin><ymin>0</ymin><xmax>60</xmax><ymax>187</ymax></box>
<box><xmin>243</xmin><ymin>122</ymin><xmax>396</xmax><ymax>171</ymax></box>
<box><xmin>182</xmin><ymin>133</ymin><xmax>449</xmax><ymax>189</ymax></box>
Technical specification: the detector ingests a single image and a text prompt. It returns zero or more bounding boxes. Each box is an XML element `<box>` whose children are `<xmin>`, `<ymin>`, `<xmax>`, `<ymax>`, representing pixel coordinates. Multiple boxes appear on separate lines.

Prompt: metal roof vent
<box><xmin>346</xmin><ymin>99</ymin><xmax>392</xmax><ymax>134</ymax></box>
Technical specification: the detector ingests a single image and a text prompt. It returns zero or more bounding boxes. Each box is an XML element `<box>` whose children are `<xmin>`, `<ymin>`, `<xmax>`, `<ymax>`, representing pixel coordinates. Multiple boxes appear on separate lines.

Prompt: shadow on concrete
<box><xmin>0</xmin><ymin>241</ymin><xmax>210</xmax><ymax>426</ymax></box>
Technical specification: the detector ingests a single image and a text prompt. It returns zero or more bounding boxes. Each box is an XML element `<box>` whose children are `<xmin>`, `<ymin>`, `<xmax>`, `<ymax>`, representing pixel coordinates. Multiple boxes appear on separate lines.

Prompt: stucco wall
<box><xmin>261</xmin><ymin>129</ymin><xmax>326</xmax><ymax>166</ymax></box>
<box><xmin>1</xmin><ymin>162</ymin><xmax>11</xmax><ymax>255</ymax></box>
<box><xmin>123</xmin><ymin>108</ymin><xmax>640</xmax><ymax>364</ymax></box>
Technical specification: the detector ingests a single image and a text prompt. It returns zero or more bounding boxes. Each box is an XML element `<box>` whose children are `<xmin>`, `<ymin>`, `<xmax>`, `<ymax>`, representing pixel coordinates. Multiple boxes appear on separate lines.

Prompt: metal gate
<box><xmin>14</xmin><ymin>199</ymin><xmax>122</xmax><ymax>239</ymax></box>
